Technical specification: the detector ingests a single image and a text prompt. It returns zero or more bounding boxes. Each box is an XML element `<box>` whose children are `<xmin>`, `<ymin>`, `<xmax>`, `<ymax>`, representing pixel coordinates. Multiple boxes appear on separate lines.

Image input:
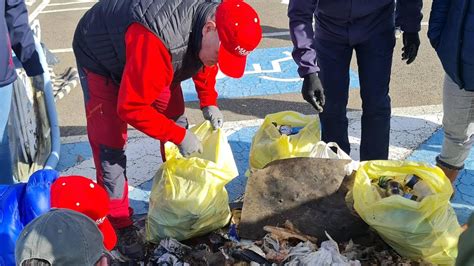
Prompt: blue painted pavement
<box><xmin>226</xmin><ymin>126</ymin><xmax>258</xmax><ymax>200</ymax></box>
<box><xmin>182</xmin><ymin>46</ymin><xmax>360</xmax><ymax>101</ymax></box>
<box><xmin>56</xmin><ymin>141</ymin><xmax>92</xmax><ymax>172</ymax></box>
<box><xmin>408</xmin><ymin>129</ymin><xmax>474</xmax><ymax>224</ymax></box>
<box><xmin>57</xmin><ymin>124</ymin><xmax>474</xmax><ymax>224</ymax></box>
<box><xmin>227</xmin><ymin>126</ymin><xmax>474</xmax><ymax>225</ymax></box>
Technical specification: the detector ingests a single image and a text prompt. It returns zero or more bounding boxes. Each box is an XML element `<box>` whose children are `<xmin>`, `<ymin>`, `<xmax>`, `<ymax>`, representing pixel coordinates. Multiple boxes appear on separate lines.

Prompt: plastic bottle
<box><xmin>386</xmin><ymin>181</ymin><xmax>404</xmax><ymax>197</ymax></box>
<box><xmin>272</xmin><ymin>122</ymin><xmax>303</xmax><ymax>135</ymax></box>
<box><xmin>378</xmin><ymin>176</ymin><xmax>393</xmax><ymax>188</ymax></box>
<box><xmin>403</xmin><ymin>193</ymin><xmax>418</xmax><ymax>201</ymax></box>
<box><xmin>404</xmin><ymin>175</ymin><xmax>432</xmax><ymax>201</ymax></box>
<box><xmin>378</xmin><ymin>176</ymin><xmax>404</xmax><ymax>197</ymax></box>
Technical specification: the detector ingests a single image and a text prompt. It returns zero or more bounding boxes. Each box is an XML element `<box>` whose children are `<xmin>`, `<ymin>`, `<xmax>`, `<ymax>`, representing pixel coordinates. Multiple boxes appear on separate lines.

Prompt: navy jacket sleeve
<box><xmin>395</xmin><ymin>0</ymin><xmax>423</xmax><ymax>33</ymax></box>
<box><xmin>288</xmin><ymin>0</ymin><xmax>318</xmax><ymax>77</ymax></box>
<box><xmin>5</xmin><ymin>0</ymin><xmax>43</xmax><ymax>76</ymax></box>
<box><xmin>427</xmin><ymin>0</ymin><xmax>450</xmax><ymax>49</ymax></box>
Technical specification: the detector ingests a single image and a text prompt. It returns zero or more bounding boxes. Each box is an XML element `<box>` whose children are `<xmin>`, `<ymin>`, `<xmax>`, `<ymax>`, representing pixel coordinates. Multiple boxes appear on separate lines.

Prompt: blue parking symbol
<box><xmin>182</xmin><ymin>46</ymin><xmax>360</xmax><ymax>102</ymax></box>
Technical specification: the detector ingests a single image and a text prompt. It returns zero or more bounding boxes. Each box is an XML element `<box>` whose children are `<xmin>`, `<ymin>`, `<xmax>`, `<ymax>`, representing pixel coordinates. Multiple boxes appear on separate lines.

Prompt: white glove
<box><xmin>202</xmin><ymin>106</ymin><xmax>224</xmax><ymax>129</ymax></box>
<box><xmin>178</xmin><ymin>130</ymin><xmax>203</xmax><ymax>157</ymax></box>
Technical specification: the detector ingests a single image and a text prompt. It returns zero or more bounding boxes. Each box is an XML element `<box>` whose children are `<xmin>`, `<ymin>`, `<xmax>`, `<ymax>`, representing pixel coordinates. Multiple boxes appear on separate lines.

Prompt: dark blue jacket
<box><xmin>1</xmin><ymin>0</ymin><xmax>43</xmax><ymax>87</ymax></box>
<box><xmin>428</xmin><ymin>0</ymin><xmax>474</xmax><ymax>90</ymax></box>
<box><xmin>288</xmin><ymin>0</ymin><xmax>423</xmax><ymax>77</ymax></box>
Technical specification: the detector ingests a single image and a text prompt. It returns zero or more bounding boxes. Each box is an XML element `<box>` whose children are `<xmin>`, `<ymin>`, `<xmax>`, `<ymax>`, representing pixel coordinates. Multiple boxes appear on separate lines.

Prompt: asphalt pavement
<box><xmin>34</xmin><ymin>0</ymin><xmax>474</xmax><ymax>224</ymax></box>
<box><xmin>28</xmin><ymin>0</ymin><xmax>442</xmax><ymax>137</ymax></box>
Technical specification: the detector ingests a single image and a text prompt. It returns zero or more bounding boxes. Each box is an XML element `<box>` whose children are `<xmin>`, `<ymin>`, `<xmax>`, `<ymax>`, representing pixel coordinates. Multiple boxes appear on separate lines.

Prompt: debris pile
<box><xmin>126</xmin><ymin>214</ymin><xmax>429</xmax><ymax>266</ymax></box>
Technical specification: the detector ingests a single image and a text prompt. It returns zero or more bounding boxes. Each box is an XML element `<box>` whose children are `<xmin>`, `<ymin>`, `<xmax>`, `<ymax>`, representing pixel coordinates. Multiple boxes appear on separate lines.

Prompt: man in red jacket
<box><xmin>73</xmin><ymin>0</ymin><xmax>262</xmax><ymax>259</ymax></box>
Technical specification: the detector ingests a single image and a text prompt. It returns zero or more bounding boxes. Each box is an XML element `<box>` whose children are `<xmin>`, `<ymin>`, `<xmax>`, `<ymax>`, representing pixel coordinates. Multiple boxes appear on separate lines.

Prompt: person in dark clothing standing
<box><xmin>73</xmin><ymin>0</ymin><xmax>262</xmax><ymax>259</ymax></box>
<box><xmin>428</xmin><ymin>0</ymin><xmax>474</xmax><ymax>185</ymax></box>
<box><xmin>1</xmin><ymin>0</ymin><xmax>44</xmax><ymax>184</ymax></box>
<box><xmin>288</xmin><ymin>0</ymin><xmax>422</xmax><ymax>160</ymax></box>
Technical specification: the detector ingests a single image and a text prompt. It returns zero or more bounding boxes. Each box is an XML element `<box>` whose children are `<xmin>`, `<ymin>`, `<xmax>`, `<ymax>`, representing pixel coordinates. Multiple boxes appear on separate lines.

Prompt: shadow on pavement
<box><xmin>261</xmin><ymin>25</ymin><xmax>291</xmax><ymax>41</ymax></box>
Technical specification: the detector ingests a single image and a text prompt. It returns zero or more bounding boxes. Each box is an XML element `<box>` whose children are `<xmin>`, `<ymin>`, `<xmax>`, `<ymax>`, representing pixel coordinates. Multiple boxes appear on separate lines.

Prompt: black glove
<box><xmin>302</xmin><ymin>72</ymin><xmax>325</xmax><ymax>113</ymax></box>
<box><xmin>402</xmin><ymin>32</ymin><xmax>420</xmax><ymax>65</ymax></box>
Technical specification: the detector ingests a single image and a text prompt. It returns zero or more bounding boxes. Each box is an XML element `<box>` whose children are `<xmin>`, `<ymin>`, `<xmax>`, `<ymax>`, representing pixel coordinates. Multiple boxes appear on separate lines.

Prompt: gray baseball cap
<box><xmin>16</xmin><ymin>208</ymin><xmax>108</xmax><ymax>265</ymax></box>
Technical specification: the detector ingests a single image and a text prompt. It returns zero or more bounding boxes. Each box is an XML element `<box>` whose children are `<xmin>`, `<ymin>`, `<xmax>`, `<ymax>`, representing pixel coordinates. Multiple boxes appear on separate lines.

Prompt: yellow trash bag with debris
<box><xmin>146</xmin><ymin>121</ymin><xmax>238</xmax><ymax>243</ymax></box>
<box><xmin>249</xmin><ymin>111</ymin><xmax>320</xmax><ymax>170</ymax></box>
<box><xmin>353</xmin><ymin>160</ymin><xmax>461</xmax><ymax>265</ymax></box>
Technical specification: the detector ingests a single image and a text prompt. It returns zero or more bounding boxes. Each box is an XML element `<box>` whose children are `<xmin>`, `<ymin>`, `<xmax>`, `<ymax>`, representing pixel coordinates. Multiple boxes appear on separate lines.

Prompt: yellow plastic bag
<box><xmin>353</xmin><ymin>160</ymin><xmax>461</xmax><ymax>265</ymax></box>
<box><xmin>146</xmin><ymin>121</ymin><xmax>238</xmax><ymax>243</ymax></box>
<box><xmin>249</xmin><ymin>111</ymin><xmax>320</xmax><ymax>170</ymax></box>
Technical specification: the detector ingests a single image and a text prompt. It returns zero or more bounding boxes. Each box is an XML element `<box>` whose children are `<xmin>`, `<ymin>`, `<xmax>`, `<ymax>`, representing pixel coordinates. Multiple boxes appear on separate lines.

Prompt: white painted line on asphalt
<box><xmin>47</xmin><ymin>0</ymin><xmax>96</xmax><ymax>7</ymax></box>
<box><xmin>40</xmin><ymin>6</ymin><xmax>89</xmax><ymax>13</ymax></box>
<box><xmin>29</xmin><ymin>0</ymin><xmax>50</xmax><ymax>21</ymax></box>
<box><xmin>25</xmin><ymin>0</ymin><xmax>36</xmax><ymax>6</ymax></box>
<box><xmin>60</xmin><ymin>105</ymin><xmax>443</xmax><ymax>145</ymax></box>
<box><xmin>51</xmin><ymin>48</ymin><xmax>73</xmax><ymax>53</ymax></box>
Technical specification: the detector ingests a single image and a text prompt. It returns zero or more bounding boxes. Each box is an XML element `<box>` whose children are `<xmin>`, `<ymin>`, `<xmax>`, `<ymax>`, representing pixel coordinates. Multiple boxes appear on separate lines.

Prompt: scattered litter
<box><xmin>228</xmin><ymin>224</ymin><xmax>240</xmax><ymax>242</ymax></box>
<box><xmin>40</xmin><ymin>43</ymin><xmax>79</xmax><ymax>101</ymax></box>
<box><xmin>229</xmin><ymin>248</ymin><xmax>270</xmax><ymax>265</ymax></box>
<box><xmin>118</xmin><ymin>213</ymin><xmax>433</xmax><ymax>266</ymax></box>
<box><xmin>228</xmin><ymin>208</ymin><xmax>241</xmax><ymax>242</ymax></box>
<box><xmin>157</xmin><ymin>253</ymin><xmax>189</xmax><ymax>266</ymax></box>
<box><xmin>120</xmin><ymin>178</ymin><xmax>439</xmax><ymax>266</ymax></box>
<box><xmin>285</xmin><ymin>232</ymin><xmax>360</xmax><ymax>266</ymax></box>
<box><xmin>76</xmin><ymin>155</ymin><xmax>84</xmax><ymax>163</ymax></box>
<box><xmin>50</xmin><ymin>67</ymin><xmax>79</xmax><ymax>101</ymax></box>
<box><xmin>160</xmin><ymin>239</ymin><xmax>193</xmax><ymax>258</ymax></box>
<box><xmin>263</xmin><ymin>221</ymin><xmax>318</xmax><ymax>243</ymax></box>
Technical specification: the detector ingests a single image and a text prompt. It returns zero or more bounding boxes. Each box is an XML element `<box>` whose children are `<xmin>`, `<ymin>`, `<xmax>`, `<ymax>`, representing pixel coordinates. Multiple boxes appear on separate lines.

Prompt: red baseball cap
<box><xmin>216</xmin><ymin>0</ymin><xmax>262</xmax><ymax>78</ymax></box>
<box><xmin>50</xmin><ymin>176</ymin><xmax>117</xmax><ymax>251</ymax></box>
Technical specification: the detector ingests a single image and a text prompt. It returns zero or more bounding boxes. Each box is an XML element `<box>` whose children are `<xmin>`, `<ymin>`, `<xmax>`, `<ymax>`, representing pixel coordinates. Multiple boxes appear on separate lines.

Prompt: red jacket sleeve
<box><xmin>117</xmin><ymin>23</ymin><xmax>186</xmax><ymax>144</ymax></box>
<box><xmin>192</xmin><ymin>65</ymin><xmax>218</xmax><ymax>109</ymax></box>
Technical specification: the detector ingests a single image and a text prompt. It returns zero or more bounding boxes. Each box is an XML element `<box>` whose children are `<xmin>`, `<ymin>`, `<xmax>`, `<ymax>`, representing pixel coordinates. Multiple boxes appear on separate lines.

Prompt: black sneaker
<box><xmin>116</xmin><ymin>225</ymin><xmax>145</xmax><ymax>260</ymax></box>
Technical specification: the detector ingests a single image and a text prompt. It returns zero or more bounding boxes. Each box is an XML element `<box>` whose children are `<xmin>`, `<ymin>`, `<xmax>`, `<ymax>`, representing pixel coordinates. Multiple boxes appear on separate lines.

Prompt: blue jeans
<box><xmin>0</xmin><ymin>83</ymin><xmax>13</xmax><ymax>184</ymax></box>
<box><xmin>316</xmin><ymin>29</ymin><xmax>395</xmax><ymax>161</ymax></box>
